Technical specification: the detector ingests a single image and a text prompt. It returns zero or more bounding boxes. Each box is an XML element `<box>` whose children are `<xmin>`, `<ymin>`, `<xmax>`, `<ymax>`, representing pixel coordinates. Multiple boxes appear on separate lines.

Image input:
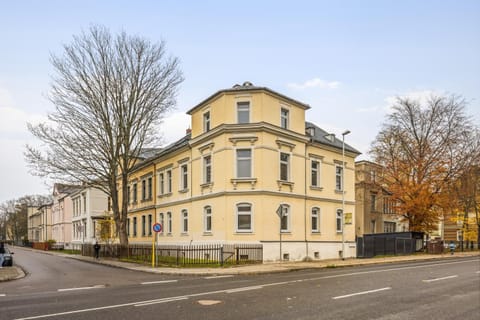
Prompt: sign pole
<box><xmin>151</xmin><ymin>223</ymin><xmax>162</xmax><ymax>268</ymax></box>
<box><xmin>152</xmin><ymin>231</ymin><xmax>155</xmax><ymax>268</ymax></box>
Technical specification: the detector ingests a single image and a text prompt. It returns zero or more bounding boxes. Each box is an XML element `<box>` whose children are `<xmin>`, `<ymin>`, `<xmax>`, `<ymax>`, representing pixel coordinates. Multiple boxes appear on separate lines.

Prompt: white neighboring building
<box><xmin>71</xmin><ymin>187</ymin><xmax>109</xmax><ymax>248</ymax></box>
<box><xmin>51</xmin><ymin>183</ymin><xmax>81</xmax><ymax>249</ymax></box>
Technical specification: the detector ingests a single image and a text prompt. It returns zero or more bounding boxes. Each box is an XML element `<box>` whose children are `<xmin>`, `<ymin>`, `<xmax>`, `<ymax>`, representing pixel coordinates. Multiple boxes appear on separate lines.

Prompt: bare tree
<box><xmin>25</xmin><ymin>26</ymin><xmax>183</xmax><ymax>246</ymax></box>
<box><xmin>0</xmin><ymin>195</ymin><xmax>51</xmax><ymax>243</ymax></box>
<box><xmin>370</xmin><ymin>95</ymin><xmax>479</xmax><ymax>232</ymax></box>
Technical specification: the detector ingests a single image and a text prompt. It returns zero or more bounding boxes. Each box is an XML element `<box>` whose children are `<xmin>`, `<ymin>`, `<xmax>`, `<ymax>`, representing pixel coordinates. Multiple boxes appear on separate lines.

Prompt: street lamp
<box><xmin>341</xmin><ymin>130</ymin><xmax>350</xmax><ymax>260</ymax></box>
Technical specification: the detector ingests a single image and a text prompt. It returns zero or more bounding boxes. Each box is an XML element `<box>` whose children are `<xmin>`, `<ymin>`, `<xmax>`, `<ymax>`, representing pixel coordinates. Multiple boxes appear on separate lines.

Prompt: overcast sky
<box><xmin>1</xmin><ymin>0</ymin><xmax>479</xmax><ymax>203</ymax></box>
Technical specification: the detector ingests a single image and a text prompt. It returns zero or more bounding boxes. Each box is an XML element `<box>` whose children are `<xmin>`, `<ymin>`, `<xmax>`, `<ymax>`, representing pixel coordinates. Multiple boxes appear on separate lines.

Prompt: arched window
<box><xmin>182</xmin><ymin>210</ymin><xmax>188</xmax><ymax>233</ymax></box>
<box><xmin>280</xmin><ymin>204</ymin><xmax>290</xmax><ymax>232</ymax></box>
<box><xmin>236</xmin><ymin>203</ymin><xmax>253</xmax><ymax>232</ymax></box>
<box><xmin>336</xmin><ymin>209</ymin><xmax>343</xmax><ymax>233</ymax></box>
<box><xmin>311</xmin><ymin>207</ymin><xmax>320</xmax><ymax>233</ymax></box>
<box><xmin>204</xmin><ymin>206</ymin><xmax>212</xmax><ymax>233</ymax></box>
<box><xmin>158</xmin><ymin>213</ymin><xmax>164</xmax><ymax>235</ymax></box>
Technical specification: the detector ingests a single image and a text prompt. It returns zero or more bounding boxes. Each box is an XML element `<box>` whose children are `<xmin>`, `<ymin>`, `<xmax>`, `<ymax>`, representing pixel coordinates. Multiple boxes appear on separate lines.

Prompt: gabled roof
<box><xmin>306</xmin><ymin>121</ymin><xmax>361</xmax><ymax>155</ymax></box>
<box><xmin>131</xmin><ymin>133</ymin><xmax>191</xmax><ymax>171</ymax></box>
<box><xmin>53</xmin><ymin>183</ymin><xmax>82</xmax><ymax>196</ymax></box>
<box><xmin>187</xmin><ymin>82</ymin><xmax>310</xmax><ymax>115</ymax></box>
<box><xmin>137</xmin><ymin>148</ymin><xmax>163</xmax><ymax>160</ymax></box>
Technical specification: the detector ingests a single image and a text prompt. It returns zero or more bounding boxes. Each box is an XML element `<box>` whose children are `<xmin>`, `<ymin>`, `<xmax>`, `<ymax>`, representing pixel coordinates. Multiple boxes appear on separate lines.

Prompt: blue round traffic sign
<box><xmin>152</xmin><ymin>223</ymin><xmax>162</xmax><ymax>233</ymax></box>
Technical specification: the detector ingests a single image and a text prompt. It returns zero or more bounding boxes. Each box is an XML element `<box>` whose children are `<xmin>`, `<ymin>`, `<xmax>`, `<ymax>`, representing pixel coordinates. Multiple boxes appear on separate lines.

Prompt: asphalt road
<box><xmin>0</xmin><ymin>247</ymin><xmax>478</xmax><ymax>320</ymax></box>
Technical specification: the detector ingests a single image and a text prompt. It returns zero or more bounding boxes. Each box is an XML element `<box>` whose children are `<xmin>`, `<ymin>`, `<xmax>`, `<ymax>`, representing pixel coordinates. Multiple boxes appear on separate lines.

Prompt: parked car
<box><xmin>1</xmin><ymin>247</ymin><xmax>14</xmax><ymax>267</ymax></box>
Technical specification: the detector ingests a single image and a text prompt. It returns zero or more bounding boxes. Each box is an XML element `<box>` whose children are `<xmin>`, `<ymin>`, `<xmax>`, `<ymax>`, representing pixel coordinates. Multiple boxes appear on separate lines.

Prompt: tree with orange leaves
<box><xmin>370</xmin><ymin>94</ymin><xmax>479</xmax><ymax>233</ymax></box>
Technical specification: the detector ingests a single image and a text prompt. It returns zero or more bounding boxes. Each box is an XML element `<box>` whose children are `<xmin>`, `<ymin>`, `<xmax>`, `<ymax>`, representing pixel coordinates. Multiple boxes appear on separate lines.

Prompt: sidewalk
<box><xmin>2</xmin><ymin>248</ymin><xmax>479</xmax><ymax>281</ymax></box>
<box><xmin>0</xmin><ymin>266</ymin><xmax>25</xmax><ymax>282</ymax></box>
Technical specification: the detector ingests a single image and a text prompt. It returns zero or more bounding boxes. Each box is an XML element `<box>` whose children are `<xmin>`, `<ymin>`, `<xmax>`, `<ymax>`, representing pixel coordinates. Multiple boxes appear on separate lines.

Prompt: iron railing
<box><xmin>81</xmin><ymin>243</ymin><xmax>263</xmax><ymax>266</ymax></box>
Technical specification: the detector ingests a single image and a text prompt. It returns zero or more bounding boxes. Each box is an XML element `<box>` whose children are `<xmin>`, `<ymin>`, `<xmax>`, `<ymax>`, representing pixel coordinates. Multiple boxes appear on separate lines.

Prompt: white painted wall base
<box><xmin>262</xmin><ymin>241</ymin><xmax>357</xmax><ymax>262</ymax></box>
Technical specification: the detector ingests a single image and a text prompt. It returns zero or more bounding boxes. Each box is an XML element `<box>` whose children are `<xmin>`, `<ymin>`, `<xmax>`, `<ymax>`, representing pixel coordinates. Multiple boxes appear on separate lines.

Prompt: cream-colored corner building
<box><xmin>125</xmin><ymin>83</ymin><xmax>360</xmax><ymax>261</ymax></box>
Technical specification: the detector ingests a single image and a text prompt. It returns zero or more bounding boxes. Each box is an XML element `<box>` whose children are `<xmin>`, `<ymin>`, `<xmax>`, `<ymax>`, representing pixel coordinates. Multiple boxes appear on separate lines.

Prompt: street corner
<box><xmin>0</xmin><ymin>266</ymin><xmax>26</xmax><ymax>282</ymax></box>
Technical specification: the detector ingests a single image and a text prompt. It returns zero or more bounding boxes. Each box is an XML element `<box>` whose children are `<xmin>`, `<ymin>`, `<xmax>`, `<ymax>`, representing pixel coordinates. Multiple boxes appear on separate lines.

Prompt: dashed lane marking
<box><xmin>0</xmin><ymin>294</ymin><xmax>6</xmax><ymax>297</ymax></box>
<box><xmin>422</xmin><ymin>275</ymin><xmax>458</xmax><ymax>283</ymax></box>
<box><xmin>134</xmin><ymin>296</ymin><xmax>188</xmax><ymax>307</ymax></box>
<box><xmin>332</xmin><ymin>287</ymin><xmax>392</xmax><ymax>300</ymax></box>
<box><xmin>57</xmin><ymin>285</ymin><xmax>105</xmax><ymax>292</ymax></box>
<box><xmin>141</xmin><ymin>280</ymin><xmax>178</xmax><ymax>285</ymax></box>
<box><xmin>226</xmin><ymin>285</ymin><xmax>263</xmax><ymax>293</ymax></box>
<box><xmin>204</xmin><ymin>275</ymin><xmax>233</xmax><ymax>279</ymax></box>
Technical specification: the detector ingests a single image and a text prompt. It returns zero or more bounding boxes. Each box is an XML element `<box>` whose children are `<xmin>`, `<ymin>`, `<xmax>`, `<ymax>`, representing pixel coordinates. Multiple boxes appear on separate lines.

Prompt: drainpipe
<box><xmin>304</xmin><ymin>139</ymin><xmax>310</xmax><ymax>259</ymax></box>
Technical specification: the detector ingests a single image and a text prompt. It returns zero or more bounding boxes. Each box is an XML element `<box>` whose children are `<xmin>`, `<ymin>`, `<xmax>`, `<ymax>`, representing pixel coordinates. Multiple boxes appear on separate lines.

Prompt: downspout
<box><xmin>304</xmin><ymin>139</ymin><xmax>309</xmax><ymax>260</ymax></box>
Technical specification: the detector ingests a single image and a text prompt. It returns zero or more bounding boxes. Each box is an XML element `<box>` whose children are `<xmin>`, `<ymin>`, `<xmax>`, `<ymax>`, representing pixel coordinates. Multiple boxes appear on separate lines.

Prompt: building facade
<box><xmin>71</xmin><ymin>187</ymin><xmax>109</xmax><ymax>248</ymax></box>
<box><xmin>51</xmin><ymin>183</ymin><xmax>81</xmax><ymax>249</ymax></box>
<box><xmin>123</xmin><ymin>83</ymin><xmax>360</xmax><ymax>261</ymax></box>
<box><xmin>355</xmin><ymin>160</ymin><xmax>408</xmax><ymax>236</ymax></box>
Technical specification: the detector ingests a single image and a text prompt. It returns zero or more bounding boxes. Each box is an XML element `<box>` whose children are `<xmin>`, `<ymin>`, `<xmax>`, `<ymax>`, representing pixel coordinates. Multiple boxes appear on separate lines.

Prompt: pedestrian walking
<box><xmin>0</xmin><ymin>242</ymin><xmax>5</xmax><ymax>268</ymax></box>
<box><xmin>449</xmin><ymin>241</ymin><xmax>455</xmax><ymax>255</ymax></box>
<box><xmin>93</xmin><ymin>241</ymin><xmax>100</xmax><ymax>259</ymax></box>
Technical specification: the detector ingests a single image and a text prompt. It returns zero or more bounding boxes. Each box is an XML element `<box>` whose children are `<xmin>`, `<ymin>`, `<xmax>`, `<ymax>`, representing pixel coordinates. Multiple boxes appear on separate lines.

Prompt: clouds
<box><xmin>287</xmin><ymin>77</ymin><xmax>341</xmax><ymax>90</ymax></box>
<box><xmin>0</xmin><ymin>86</ymin><xmax>47</xmax><ymax>139</ymax></box>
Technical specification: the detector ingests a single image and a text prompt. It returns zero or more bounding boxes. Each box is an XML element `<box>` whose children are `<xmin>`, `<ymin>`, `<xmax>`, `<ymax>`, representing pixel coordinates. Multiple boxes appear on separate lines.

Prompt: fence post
<box><xmin>220</xmin><ymin>245</ymin><xmax>224</xmax><ymax>266</ymax></box>
<box><xmin>176</xmin><ymin>248</ymin><xmax>179</xmax><ymax>266</ymax></box>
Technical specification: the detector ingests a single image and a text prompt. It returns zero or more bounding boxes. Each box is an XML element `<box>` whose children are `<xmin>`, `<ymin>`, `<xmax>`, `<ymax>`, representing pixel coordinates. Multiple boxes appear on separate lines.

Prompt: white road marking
<box><xmin>141</xmin><ymin>280</ymin><xmax>178</xmax><ymax>285</ymax></box>
<box><xmin>204</xmin><ymin>275</ymin><xmax>233</xmax><ymax>279</ymax></box>
<box><xmin>422</xmin><ymin>275</ymin><xmax>458</xmax><ymax>283</ymax></box>
<box><xmin>14</xmin><ymin>259</ymin><xmax>478</xmax><ymax>320</ymax></box>
<box><xmin>332</xmin><ymin>287</ymin><xmax>392</xmax><ymax>300</ymax></box>
<box><xmin>0</xmin><ymin>294</ymin><xmax>6</xmax><ymax>297</ymax></box>
<box><xmin>134</xmin><ymin>296</ymin><xmax>188</xmax><ymax>307</ymax></box>
<box><xmin>476</xmin><ymin>271</ymin><xmax>480</xmax><ymax>274</ymax></box>
<box><xmin>57</xmin><ymin>285</ymin><xmax>105</xmax><ymax>292</ymax></box>
<box><xmin>226</xmin><ymin>285</ymin><xmax>263</xmax><ymax>293</ymax></box>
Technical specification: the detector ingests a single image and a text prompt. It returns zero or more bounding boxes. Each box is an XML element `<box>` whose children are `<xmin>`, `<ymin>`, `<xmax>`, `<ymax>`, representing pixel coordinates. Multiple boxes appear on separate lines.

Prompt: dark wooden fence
<box><xmin>81</xmin><ymin>243</ymin><xmax>263</xmax><ymax>266</ymax></box>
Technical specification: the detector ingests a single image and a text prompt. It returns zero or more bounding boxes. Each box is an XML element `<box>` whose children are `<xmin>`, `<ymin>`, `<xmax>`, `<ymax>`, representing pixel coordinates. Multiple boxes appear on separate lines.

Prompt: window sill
<box><xmin>310</xmin><ymin>186</ymin><xmax>323</xmax><ymax>191</ymax></box>
<box><xmin>231</xmin><ymin>178</ymin><xmax>257</xmax><ymax>190</ymax></box>
<box><xmin>277</xmin><ymin>180</ymin><xmax>294</xmax><ymax>192</ymax></box>
<box><xmin>335</xmin><ymin>189</ymin><xmax>345</xmax><ymax>194</ymax></box>
<box><xmin>158</xmin><ymin>192</ymin><xmax>172</xmax><ymax>198</ymax></box>
<box><xmin>311</xmin><ymin>231</ymin><xmax>321</xmax><ymax>234</ymax></box>
<box><xmin>178</xmin><ymin>188</ymin><xmax>189</xmax><ymax>194</ymax></box>
<box><xmin>200</xmin><ymin>182</ymin><xmax>214</xmax><ymax>194</ymax></box>
<box><xmin>235</xmin><ymin>230</ymin><xmax>253</xmax><ymax>234</ymax></box>
<box><xmin>203</xmin><ymin>232</ymin><xmax>213</xmax><ymax>236</ymax></box>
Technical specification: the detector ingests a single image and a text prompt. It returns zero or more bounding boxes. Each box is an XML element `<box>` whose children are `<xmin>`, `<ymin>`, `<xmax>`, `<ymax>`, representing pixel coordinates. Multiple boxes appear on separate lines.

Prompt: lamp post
<box><xmin>341</xmin><ymin>130</ymin><xmax>350</xmax><ymax>260</ymax></box>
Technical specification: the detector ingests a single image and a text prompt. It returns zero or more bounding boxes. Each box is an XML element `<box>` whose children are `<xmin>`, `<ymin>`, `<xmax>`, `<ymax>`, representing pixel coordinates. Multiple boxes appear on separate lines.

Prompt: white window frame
<box><xmin>159</xmin><ymin>172</ymin><xmax>165</xmax><ymax>195</ymax></box>
<box><xmin>203</xmin><ymin>111</ymin><xmax>211</xmax><ymax>132</ymax></box>
<box><xmin>180</xmin><ymin>164</ymin><xmax>188</xmax><ymax>190</ymax></box>
<box><xmin>336</xmin><ymin>209</ymin><xmax>343</xmax><ymax>233</ymax></box>
<box><xmin>280</xmin><ymin>108</ymin><xmax>289</xmax><ymax>129</ymax></box>
<box><xmin>280</xmin><ymin>152</ymin><xmax>290</xmax><ymax>181</ymax></box>
<box><xmin>335</xmin><ymin>165</ymin><xmax>343</xmax><ymax>191</ymax></box>
<box><xmin>203</xmin><ymin>154</ymin><xmax>212</xmax><ymax>184</ymax></box>
<box><xmin>204</xmin><ymin>206</ymin><xmax>212</xmax><ymax>233</ymax></box>
<box><xmin>280</xmin><ymin>204</ymin><xmax>290</xmax><ymax>232</ymax></box>
<box><xmin>166</xmin><ymin>169</ymin><xmax>172</xmax><ymax>193</ymax></box>
<box><xmin>311</xmin><ymin>160</ymin><xmax>320</xmax><ymax>187</ymax></box>
<box><xmin>311</xmin><ymin>207</ymin><xmax>320</xmax><ymax>233</ymax></box>
<box><xmin>167</xmin><ymin>212</ymin><xmax>172</xmax><ymax>234</ymax></box>
<box><xmin>237</xmin><ymin>101</ymin><xmax>250</xmax><ymax>124</ymax></box>
<box><xmin>236</xmin><ymin>203</ymin><xmax>253</xmax><ymax>233</ymax></box>
<box><xmin>158</xmin><ymin>213</ymin><xmax>164</xmax><ymax>235</ymax></box>
<box><xmin>236</xmin><ymin>148</ymin><xmax>252</xmax><ymax>178</ymax></box>
<box><xmin>181</xmin><ymin>209</ymin><xmax>188</xmax><ymax>234</ymax></box>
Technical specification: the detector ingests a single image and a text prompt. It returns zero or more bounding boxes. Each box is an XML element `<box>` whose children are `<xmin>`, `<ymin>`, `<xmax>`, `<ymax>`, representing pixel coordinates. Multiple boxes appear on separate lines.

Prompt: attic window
<box><xmin>324</xmin><ymin>133</ymin><xmax>335</xmax><ymax>142</ymax></box>
<box><xmin>307</xmin><ymin>127</ymin><xmax>315</xmax><ymax>136</ymax></box>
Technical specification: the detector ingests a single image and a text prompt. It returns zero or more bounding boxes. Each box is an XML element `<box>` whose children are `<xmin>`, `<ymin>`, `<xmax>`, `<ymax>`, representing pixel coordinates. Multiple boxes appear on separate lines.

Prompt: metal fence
<box><xmin>81</xmin><ymin>243</ymin><xmax>263</xmax><ymax>266</ymax></box>
<box><xmin>357</xmin><ymin>236</ymin><xmax>419</xmax><ymax>258</ymax></box>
